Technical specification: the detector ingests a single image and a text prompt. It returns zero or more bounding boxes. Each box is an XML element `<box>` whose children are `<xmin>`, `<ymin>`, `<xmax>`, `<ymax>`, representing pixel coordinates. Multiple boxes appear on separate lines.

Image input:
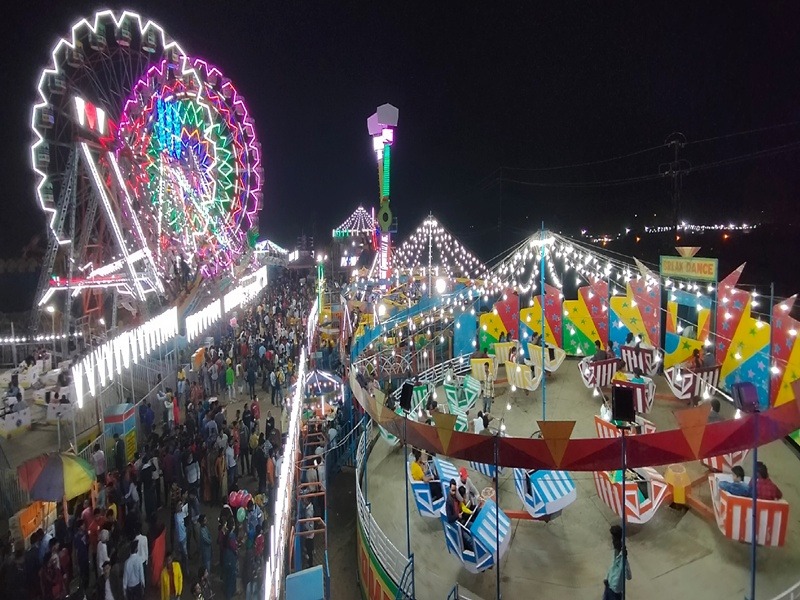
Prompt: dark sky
<box><xmin>2</xmin><ymin>2</ymin><xmax>799</xmax><ymax>261</ymax></box>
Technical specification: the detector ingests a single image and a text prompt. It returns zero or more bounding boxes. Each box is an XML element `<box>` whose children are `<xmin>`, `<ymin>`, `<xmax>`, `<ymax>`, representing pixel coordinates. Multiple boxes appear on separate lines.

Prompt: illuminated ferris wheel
<box><xmin>30</xmin><ymin>10</ymin><xmax>262</xmax><ymax>331</ymax></box>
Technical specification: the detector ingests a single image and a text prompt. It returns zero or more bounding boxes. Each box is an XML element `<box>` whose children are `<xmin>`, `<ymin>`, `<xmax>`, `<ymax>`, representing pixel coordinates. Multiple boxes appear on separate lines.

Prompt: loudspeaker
<box><xmin>612</xmin><ymin>385</ymin><xmax>636</xmax><ymax>423</ymax></box>
<box><xmin>731</xmin><ymin>381</ymin><xmax>759</xmax><ymax>414</ymax></box>
<box><xmin>400</xmin><ymin>382</ymin><xmax>413</xmax><ymax>411</ymax></box>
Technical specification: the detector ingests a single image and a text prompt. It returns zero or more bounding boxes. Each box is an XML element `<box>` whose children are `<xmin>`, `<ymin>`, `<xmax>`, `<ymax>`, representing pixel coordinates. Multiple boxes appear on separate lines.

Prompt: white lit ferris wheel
<box><xmin>29</xmin><ymin>10</ymin><xmax>263</xmax><ymax>333</ymax></box>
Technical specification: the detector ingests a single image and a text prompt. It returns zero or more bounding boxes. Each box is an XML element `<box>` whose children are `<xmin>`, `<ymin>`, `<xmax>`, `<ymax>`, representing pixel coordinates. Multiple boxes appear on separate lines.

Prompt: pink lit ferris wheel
<box><xmin>30</xmin><ymin>10</ymin><xmax>262</xmax><ymax>331</ymax></box>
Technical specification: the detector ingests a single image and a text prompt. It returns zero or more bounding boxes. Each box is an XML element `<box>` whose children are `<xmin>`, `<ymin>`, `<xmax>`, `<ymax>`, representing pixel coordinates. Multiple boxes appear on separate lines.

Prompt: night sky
<box><xmin>2</xmin><ymin>2</ymin><xmax>799</xmax><ymax>265</ymax></box>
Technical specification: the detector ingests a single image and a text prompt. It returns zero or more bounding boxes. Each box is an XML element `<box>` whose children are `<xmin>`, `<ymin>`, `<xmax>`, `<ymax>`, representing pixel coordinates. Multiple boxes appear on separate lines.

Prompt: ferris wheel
<box><xmin>30</xmin><ymin>10</ymin><xmax>263</xmax><ymax>332</ymax></box>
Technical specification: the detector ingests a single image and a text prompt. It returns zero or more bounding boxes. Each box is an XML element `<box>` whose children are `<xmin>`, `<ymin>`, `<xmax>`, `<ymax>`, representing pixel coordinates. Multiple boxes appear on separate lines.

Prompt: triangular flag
<box><xmin>673</xmin><ymin>404</ymin><xmax>711</xmax><ymax>458</ymax></box>
<box><xmin>433</xmin><ymin>413</ymin><xmax>457</xmax><ymax>454</ymax></box>
<box><xmin>537</xmin><ymin>421</ymin><xmax>575</xmax><ymax>467</ymax></box>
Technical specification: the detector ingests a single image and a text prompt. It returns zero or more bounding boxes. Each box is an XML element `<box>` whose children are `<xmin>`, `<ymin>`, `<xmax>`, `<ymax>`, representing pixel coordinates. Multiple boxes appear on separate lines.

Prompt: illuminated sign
<box><xmin>659</xmin><ymin>256</ymin><xmax>718</xmax><ymax>282</ymax></box>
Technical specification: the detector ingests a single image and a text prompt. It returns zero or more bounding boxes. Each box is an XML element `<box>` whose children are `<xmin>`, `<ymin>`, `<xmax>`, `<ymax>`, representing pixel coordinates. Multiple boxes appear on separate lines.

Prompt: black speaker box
<box><xmin>612</xmin><ymin>385</ymin><xmax>636</xmax><ymax>423</ymax></box>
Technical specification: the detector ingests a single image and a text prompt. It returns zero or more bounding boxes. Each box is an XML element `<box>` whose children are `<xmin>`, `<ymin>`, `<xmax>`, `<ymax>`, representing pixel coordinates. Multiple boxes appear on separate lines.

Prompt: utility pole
<box><xmin>662</xmin><ymin>133</ymin><xmax>688</xmax><ymax>238</ymax></box>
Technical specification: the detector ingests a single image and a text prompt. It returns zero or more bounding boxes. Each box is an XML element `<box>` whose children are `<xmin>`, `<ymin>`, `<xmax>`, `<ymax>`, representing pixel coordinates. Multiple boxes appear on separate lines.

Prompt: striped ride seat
<box><xmin>702</xmin><ymin>450</ymin><xmax>749</xmax><ymax>473</ymax></box>
<box><xmin>411</xmin><ymin>385</ymin><xmax>430</xmax><ymax>412</ymax></box>
<box><xmin>505</xmin><ymin>361</ymin><xmax>543</xmax><ymax>392</ymax></box>
<box><xmin>407</xmin><ymin>459</ymin><xmax>445</xmax><ymax>518</ymax></box>
<box><xmin>440</xmin><ymin>498</ymin><xmax>510</xmax><ymax>573</ymax></box>
<box><xmin>709</xmin><ymin>474</ymin><xmax>789</xmax><ymax>547</ymax></box>
<box><xmin>578</xmin><ymin>357</ymin><xmax>618</xmax><ymax>389</ymax></box>
<box><xmin>527</xmin><ymin>343</ymin><xmax>567</xmax><ymax>373</ymax></box>
<box><xmin>454</xmin><ymin>413</ymin><xmax>470</xmax><ymax>433</ymax></box>
<box><xmin>611</xmin><ymin>376</ymin><xmax>656</xmax><ymax>414</ymax></box>
<box><xmin>492</xmin><ymin>341</ymin><xmax>519</xmax><ymax>364</ymax></box>
<box><xmin>594</xmin><ymin>415</ymin><xmax>656</xmax><ymax>439</ymax></box>
<box><xmin>620</xmin><ymin>345</ymin><xmax>662</xmax><ymax>377</ymax></box>
<box><xmin>469</xmin><ymin>460</ymin><xmax>504</xmax><ymax>479</ymax></box>
<box><xmin>664</xmin><ymin>364</ymin><xmax>721</xmax><ymax>400</ymax></box>
<box><xmin>435</xmin><ymin>457</ymin><xmax>461</xmax><ymax>498</ymax></box>
<box><xmin>462</xmin><ymin>375</ymin><xmax>482</xmax><ymax>407</ymax></box>
<box><xmin>514</xmin><ymin>469</ymin><xmax>577</xmax><ymax>518</ymax></box>
<box><xmin>593</xmin><ymin>467</ymin><xmax>669</xmax><ymax>525</ymax></box>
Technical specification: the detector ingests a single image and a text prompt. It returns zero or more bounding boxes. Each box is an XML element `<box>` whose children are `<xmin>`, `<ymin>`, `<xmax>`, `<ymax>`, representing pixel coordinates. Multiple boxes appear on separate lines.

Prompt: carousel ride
<box><xmin>29</xmin><ymin>10</ymin><xmax>263</xmax><ymax>334</ymax></box>
<box><xmin>348</xmin><ymin>223</ymin><xmax>800</xmax><ymax>599</ymax></box>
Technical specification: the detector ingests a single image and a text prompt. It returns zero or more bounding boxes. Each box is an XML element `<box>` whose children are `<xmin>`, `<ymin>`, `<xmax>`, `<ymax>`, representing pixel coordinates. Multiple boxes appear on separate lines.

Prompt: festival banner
<box><xmin>519</xmin><ymin>283</ymin><xmax>562</xmax><ymax>358</ymax></box>
<box><xmin>771</xmin><ymin>295</ymin><xmax>800</xmax><ymax>408</ymax></box>
<box><xmin>478</xmin><ymin>311</ymin><xmax>507</xmax><ymax>353</ymax></box>
<box><xmin>563</xmin><ymin>283</ymin><xmax>606</xmax><ymax>356</ymax></box>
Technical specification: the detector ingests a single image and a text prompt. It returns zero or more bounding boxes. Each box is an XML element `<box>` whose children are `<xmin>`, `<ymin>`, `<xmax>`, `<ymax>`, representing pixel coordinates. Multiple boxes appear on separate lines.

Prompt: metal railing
<box><xmin>395</xmin><ymin>554</ymin><xmax>415</xmax><ymax>600</ymax></box>
<box><xmin>355</xmin><ymin>421</ymin><xmax>411</xmax><ymax>587</ymax></box>
<box><xmin>771</xmin><ymin>580</ymin><xmax>800</xmax><ymax>600</ymax></box>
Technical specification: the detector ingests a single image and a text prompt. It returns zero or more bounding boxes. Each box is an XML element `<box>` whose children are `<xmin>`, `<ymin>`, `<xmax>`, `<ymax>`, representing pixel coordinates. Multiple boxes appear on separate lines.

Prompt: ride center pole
<box><xmin>540</xmin><ymin>224</ymin><xmax>546</xmax><ymax>422</ymax></box>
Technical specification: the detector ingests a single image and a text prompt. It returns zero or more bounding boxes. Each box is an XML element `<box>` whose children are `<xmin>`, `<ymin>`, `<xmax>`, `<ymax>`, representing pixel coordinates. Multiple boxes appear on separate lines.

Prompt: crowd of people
<box><xmin>0</xmin><ymin>269</ymin><xmax>316</xmax><ymax>600</ymax></box>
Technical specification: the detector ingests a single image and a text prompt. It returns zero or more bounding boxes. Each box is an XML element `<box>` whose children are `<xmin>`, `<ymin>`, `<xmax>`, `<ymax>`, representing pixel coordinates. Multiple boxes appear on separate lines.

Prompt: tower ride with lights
<box><xmin>367</xmin><ymin>104</ymin><xmax>398</xmax><ymax>282</ymax></box>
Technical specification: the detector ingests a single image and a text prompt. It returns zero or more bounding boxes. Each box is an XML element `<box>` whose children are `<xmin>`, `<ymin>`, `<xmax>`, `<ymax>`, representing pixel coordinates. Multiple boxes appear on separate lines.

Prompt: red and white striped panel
<box><xmin>593</xmin><ymin>472</ymin><xmax>623</xmax><ymax>517</ymax></box>
<box><xmin>612</xmin><ymin>378</ymin><xmax>656</xmax><ymax>414</ymax></box>
<box><xmin>692</xmin><ymin>366</ymin><xmax>721</xmax><ymax>397</ymax></box>
<box><xmin>578</xmin><ymin>358</ymin><xmax>618</xmax><ymax>389</ymax></box>
<box><xmin>620</xmin><ymin>346</ymin><xmax>661</xmax><ymax>377</ymax></box>
<box><xmin>664</xmin><ymin>366</ymin><xmax>694</xmax><ymax>400</ymax></box>
<box><xmin>594</xmin><ymin>416</ymin><xmax>620</xmax><ymax>439</ymax></box>
<box><xmin>702</xmin><ymin>450</ymin><xmax>749</xmax><ymax>473</ymax></box>
<box><xmin>593</xmin><ymin>470</ymin><xmax>667</xmax><ymax>525</ymax></box>
<box><xmin>710</xmin><ymin>475</ymin><xmax>789</xmax><ymax>547</ymax></box>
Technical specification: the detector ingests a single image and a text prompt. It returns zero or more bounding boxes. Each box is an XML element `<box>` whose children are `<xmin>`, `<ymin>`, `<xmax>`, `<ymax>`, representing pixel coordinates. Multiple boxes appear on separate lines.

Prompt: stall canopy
<box><xmin>19</xmin><ymin>452</ymin><xmax>95</xmax><ymax>501</ymax></box>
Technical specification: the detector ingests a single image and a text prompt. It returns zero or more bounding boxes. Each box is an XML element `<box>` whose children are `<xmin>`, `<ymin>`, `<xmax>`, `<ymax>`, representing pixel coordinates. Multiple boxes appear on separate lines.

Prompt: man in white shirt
<box><xmin>225</xmin><ymin>439</ymin><xmax>237</xmax><ymax>492</ymax></box>
<box><xmin>472</xmin><ymin>411</ymin><xmax>484</xmax><ymax>435</ymax></box>
<box><xmin>123</xmin><ymin>539</ymin><xmax>146</xmax><ymax>600</ymax></box>
<box><xmin>92</xmin><ymin>443</ymin><xmax>107</xmax><ymax>484</ymax></box>
<box><xmin>164</xmin><ymin>396</ymin><xmax>174</xmax><ymax>433</ymax></box>
<box><xmin>135</xmin><ymin>529</ymin><xmax>149</xmax><ymax>585</ymax></box>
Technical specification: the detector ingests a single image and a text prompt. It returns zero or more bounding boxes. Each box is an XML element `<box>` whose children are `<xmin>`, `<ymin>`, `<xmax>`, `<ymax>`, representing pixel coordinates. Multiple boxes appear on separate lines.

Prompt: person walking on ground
<box><xmin>225</xmin><ymin>364</ymin><xmax>235</xmax><ymax>402</ymax></box>
<box><xmin>160</xmin><ymin>552</ymin><xmax>183</xmax><ymax>600</ymax></box>
<box><xmin>93</xmin><ymin>443</ymin><xmax>107</xmax><ymax>484</ymax></box>
<box><xmin>174</xmin><ymin>496</ymin><xmax>189</xmax><ymax>575</ymax></box>
<box><xmin>603</xmin><ymin>524</ymin><xmax>632</xmax><ymax>600</ymax></box>
<box><xmin>225</xmin><ymin>438</ymin><xmax>237</xmax><ymax>493</ymax></box>
<box><xmin>135</xmin><ymin>526</ymin><xmax>149</xmax><ymax>586</ymax></box>
<box><xmin>74</xmin><ymin>518</ymin><xmax>91</xmax><ymax>592</ymax></box>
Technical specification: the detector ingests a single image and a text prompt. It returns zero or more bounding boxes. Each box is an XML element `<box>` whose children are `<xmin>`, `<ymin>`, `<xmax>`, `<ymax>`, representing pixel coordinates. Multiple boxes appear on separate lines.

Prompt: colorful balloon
<box><xmin>237</xmin><ymin>507</ymin><xmax>246</xmax><ymax>523</ymax></box>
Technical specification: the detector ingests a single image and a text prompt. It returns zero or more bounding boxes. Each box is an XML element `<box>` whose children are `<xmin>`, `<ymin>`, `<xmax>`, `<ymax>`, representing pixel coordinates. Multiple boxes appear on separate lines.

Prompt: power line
<box><xmin>686</xmin><ymin>120</ymin><xmax>800</xmax><ymax>146</ymax></box>
<box><xmin>688</xmin><ymin>140</ymin><xmax>800</xmax><ymax>174</ymax></box>
<box><xmin>500</xmin><ymin>144</ymin><xmax>666</xmax><ymax>172</ymax></box>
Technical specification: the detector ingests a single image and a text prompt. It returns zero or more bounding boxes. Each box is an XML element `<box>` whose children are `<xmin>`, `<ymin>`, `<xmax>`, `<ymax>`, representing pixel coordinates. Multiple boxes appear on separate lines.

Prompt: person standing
<box><xmin>164</xmin><ymin>395</ymin><xmax>175</xmax><ymax>434</ymax></box>
<box><xmin>160</xmin><ymin>552</ymin><xmax>183</xmax><ymax>600</ymax></box>
<box><xmin>225</xmin><ymin>439</ymin><xmax>237</xmax><ymax>493</ymax></box>
<box><xmin>199</xmin><ymin>515</ymin><xmax>212</xmax><ymax>575</ymax></box>
<box><xmin>482</xmin><ymin>363</ymin><xmax>494</xmax><ymax>413</ymax></box>
<box><xmin>238</xmin><ymin>419</ymin><xmax>251</xmax><ymax>476</ymax></box>
<box><xmin>93</xmin><ymin>443</ymin><xmax>107</xmax><ymax>484</ymax></box>
<box><xmin>222</xmin><ymin>522</ymin><xmax>238</xmax><ymax>600</ymax></box>
<box><xmin>123</xmin><ymin>540</ymin><xmax>145</xmax><ymax>600</ymax></box>
<box><xmin>174</xmin><ymin>497</ymin><xmax>189</xmax><ymax>575</ymax></box>
<box><xmin>225</xmin><ymin>364</ymin><xmax>235</xmax><ymax>402</ymax></box>
<box><xmin>135</xmin><ymin>527</ymin><xmax>149</xmax><ymax>586</ymax></box>
<box><xmin>603</xmin><ymin>525</ymin><xmax>631</xmax><ymax>600</ymax></box>
<box><xmin>99</xmin><ymin>560</ymin><xmax>115</xmax><ymax>600</ymax></box>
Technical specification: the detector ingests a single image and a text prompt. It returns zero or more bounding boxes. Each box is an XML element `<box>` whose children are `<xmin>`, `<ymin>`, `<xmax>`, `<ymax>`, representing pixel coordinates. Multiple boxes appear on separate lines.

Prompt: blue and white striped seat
<box><xmin>434</xmin><ymin>457</ymin><xmax>461</xmax><ymax>498</ymax></box>
<box><xmin>440</xmin><ymin>498</ymin><xmax>511</xmax><ymax>574</ymax></box>
<box><xmin>407</xmin><ymin>459</ymin><xmax>445</xmax><ymax>518</ymax></box>
<box><xmin>514</xmin><ymin>469</ymin><xmax>577</xmax><ymax>518</ymax></box>
<box><xmin>469</xmin><ymin>461</ymin><xmax>504</xmax><ymax>479</ymax></box>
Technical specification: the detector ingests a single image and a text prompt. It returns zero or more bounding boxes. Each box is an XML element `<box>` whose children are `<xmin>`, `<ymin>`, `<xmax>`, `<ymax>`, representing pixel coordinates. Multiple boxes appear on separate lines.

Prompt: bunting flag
<box><xmin>538</xmin><ymin>421</ymin><xmax>575</xmax><ymax>467</ymax></box>
<box><xmin>673</xmin><ymin>404</ymin><xmax>712</xmax><ymax>458</ymax></box>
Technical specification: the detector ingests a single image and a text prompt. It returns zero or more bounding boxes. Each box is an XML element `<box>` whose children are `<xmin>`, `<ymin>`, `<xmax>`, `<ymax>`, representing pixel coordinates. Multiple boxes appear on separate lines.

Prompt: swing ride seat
<box><xmin>445</xmin><ymin>377</ymin><xmax>476</xmax><ymax>414</ymax></box>
<box><xmin>709</xmin><ymin>474</ymin><xmax>789</xmax><ymax>547</ymax></box>
<box><xmin>594</xmin><ymin>415</ymin><xmax>657</xmax><ymax>439</ymax></box>
<box><xmin>411</xmin><ymin>384</ymin><xmax>430</xmax><ymax>412</ymax></box>
<box><xmin>434</xmin><ymin>457</ymin><xmax>461</xmax><ymax>498</ymax></box>
<box><xmin>454</xmin><ymin>412</ymin><xmax>470</xmax><ymax>433</ymax></box>
<box><xmin>702</xmin><ymin>450</ymin><xmax>750</xmax><ymax>473</ymax></box>
<box><xmin>440</xmin><ymin>497</ymin><xmax>511</xmax><ymax>574</ymax></box>
<box><xmin>378</xmin><ymin>425</ymin><xmax>400</xmax><ymax>447</ymax></box>
<box><xmin>492</xmin><ymin>341</ymin><xmax>519</xmax><ymax>364</ymax></box>
<box><xmin>407</xmin><ymin>458</ymin><xmax>445</xmax><ymax>518</ymax></box>
<box><xmin>470</xmin><ymin>358</ymin><xmax>497</xmax><ymax>381</ymax></box>
<box><xmin>578</xmin><ymin>357</ymin><xmax>618</xmax><ymax>390</ymax></box>
<box><xmin>593</xmin><ymin>467</ymin><xmax>670</xmax><ymax>525</ymax></box>
<box><xmin>620</xmin><ymin>345</ymin><xmax>663</xmax><ymax>377</ymax></box>
<box><xmin>513</xmin><ymin>468</ymin><xmax>577</xmax><ymax>519</ymax></box>
<box><xmin>663</xmin><ymin>364</ymin><xmax>721</xmax><ymax>401</ymax></box>
<box><xmin>611</xmin><ymin>376</ymin><xmax>657</xmax><ymax>414</ymax></box>
<box><xmin>469</xmin><ymin>461</ymin><xmax>504</xmax><ymax>479</ymax></box>
<box><xmin>527</xmin><ymin>343</ymin><xmax>567</xmax><ymax>373</ymax></box>
<box><xmin>462</xmin><ymin>375</ymin><xmax>483</xmax><ymax>407</ymax></box>
<box><xmin>505</xmin><ymin>361</ymin><xmax>543</xmax><ymax>392</ymax></box>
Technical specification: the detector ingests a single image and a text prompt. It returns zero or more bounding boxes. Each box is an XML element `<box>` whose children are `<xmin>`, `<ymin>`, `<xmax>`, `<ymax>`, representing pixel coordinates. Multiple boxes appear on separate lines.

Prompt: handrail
<box><xmin>355</xmin><ymin>421</ymin><xmax>411</xmax><ymax>588</ymax></box>
<box><xmin>395</xmin><ymin>554</ymin><xmax>415</xmax><ymax>600</ymax></box>
<box><xmin>770</xmin><ymin>580</ymin><xmax>800</xmax><ymax>600</ymax></box>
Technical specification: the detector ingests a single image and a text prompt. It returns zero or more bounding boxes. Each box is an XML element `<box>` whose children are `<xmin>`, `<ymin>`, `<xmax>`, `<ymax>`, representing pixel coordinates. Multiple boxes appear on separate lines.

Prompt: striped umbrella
<box><xmin>25</xmin><ymin>453</ymin><xmax>96</xmax><ymax>502</ymax></box>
